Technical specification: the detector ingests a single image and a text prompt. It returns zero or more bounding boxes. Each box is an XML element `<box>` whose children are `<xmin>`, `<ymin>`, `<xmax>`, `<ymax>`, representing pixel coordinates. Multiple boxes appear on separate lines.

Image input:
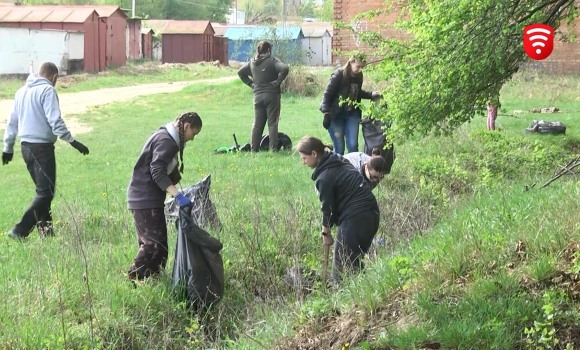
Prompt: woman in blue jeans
<box><xmin>319</xmin><ymin>53</ymin><xmax>381</xmax><ymax>155</ymax></box>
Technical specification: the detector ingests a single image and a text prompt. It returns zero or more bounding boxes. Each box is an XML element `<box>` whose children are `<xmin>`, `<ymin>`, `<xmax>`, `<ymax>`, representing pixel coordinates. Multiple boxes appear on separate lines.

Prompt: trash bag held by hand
<box><xmin>164</xmin><ymin>175</ymin><xmax>222</xmax><ymax>232</ymax></box>
<box><xmin>361</xmin><ymin>118</ymin><xmax>396</xmax><ymax>174</ymax></box>
<box><xmin>172</xmin><ymin>205</ymin><xmax>225</xmax><ymax>311</ymax></box>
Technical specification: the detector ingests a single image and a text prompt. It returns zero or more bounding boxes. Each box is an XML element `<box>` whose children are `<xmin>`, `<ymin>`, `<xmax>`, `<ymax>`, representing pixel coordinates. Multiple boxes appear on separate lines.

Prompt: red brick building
<box><xmin>333</xmin><ymin>0</ymin><xmax>580</xmax><ymax>74</ymax></box>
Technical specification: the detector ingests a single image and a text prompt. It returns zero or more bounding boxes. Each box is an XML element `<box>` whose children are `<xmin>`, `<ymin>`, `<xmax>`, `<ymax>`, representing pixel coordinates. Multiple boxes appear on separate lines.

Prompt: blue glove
<box><xmin>175</xmin><ymin>193</ymin><xmax>191</xmax><ymax>207</ymax></box>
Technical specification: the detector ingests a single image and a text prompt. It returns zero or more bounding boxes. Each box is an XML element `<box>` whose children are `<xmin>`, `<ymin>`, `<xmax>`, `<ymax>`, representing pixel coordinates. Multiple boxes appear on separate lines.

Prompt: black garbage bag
<box><xmin>164</xmin><ymin>175</ymin><xmax>222</xmax><ymax>232</ymax></box>
<box><xmin>525</xmin><ymin>120</ymin><xmax>566</xmax><ymax>135</ymax></box>
<box><xmin>259</xmin><ymin>132</ymin><xmax>293</xmax><ymax>151</ymax></box>
<box><xmin>361</xmin><ymin>117</ymin><xmax>396</xmax><ymax>174</ymax></box>
<box><xmin>172</xmin><ymin>205</ymin><xmax>225</xmax><ymax>311</ymax></box>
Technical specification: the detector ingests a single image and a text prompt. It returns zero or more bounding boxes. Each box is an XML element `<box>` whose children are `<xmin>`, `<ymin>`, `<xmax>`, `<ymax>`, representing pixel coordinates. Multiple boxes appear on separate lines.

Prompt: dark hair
<box><xmin>368</xmin><ymin>155</ymin><xmax>389</xmax><ymax>174</ymax></box>
<box><xmin>295</xmin><ymin>136</ymin><xmax>333</xmax><ymax>155</ymax></box>
<box><xmin>256</xmin><ymin>40</ymin><xmax>272</xmax><ymax>58</ymax></box>
<box><xmin>39</xmin><ymin>62</ymin><xmax>58</xmax><ymax>78</ymax></box>
<box><xmin>371</xmin><ymin>148</ymin><xmax>382</xmax><ymax>156</ymax></box>
<box><xmin>175</xmin><ymin>112</ymin><xmax>202</xmax><ymax>173</ymax></box>
<box><xmin>342</xmin><ymin>54</ymin><xmax>366</xmax><ymax>80</ymax></box>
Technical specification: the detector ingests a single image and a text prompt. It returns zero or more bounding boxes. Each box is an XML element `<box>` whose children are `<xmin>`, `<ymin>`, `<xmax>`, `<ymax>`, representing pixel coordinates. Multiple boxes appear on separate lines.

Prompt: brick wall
<box><xmin>332</xmin><ymin>0</ymin><xmax>409</xmax><ymax>65</ymax></box>
<box><xmin>333</xmin><ymin>0</ymin><xmax>580</xmax><ymax>74</ymax></box>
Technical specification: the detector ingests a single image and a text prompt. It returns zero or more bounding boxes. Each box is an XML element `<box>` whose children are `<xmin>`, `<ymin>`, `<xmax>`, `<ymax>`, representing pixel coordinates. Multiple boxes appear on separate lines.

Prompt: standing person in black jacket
<box><xmin>237</xmin><ymin>40</ymin><xmax>290</xmax><ymax>151</ymax></box>
<box><xmin>126</xmin><ymin>112</ymin><xmax>202</xmax><ymax>282</ymax></box>
<box><xmin>296</xmin><ymin>135</ymin><xmax>380</xmax><ymax>285</ymax></box>
<box><xmin>319</xmin><ymin>53</ymin><xmax>381</xmax><ymax>155</ymax></box>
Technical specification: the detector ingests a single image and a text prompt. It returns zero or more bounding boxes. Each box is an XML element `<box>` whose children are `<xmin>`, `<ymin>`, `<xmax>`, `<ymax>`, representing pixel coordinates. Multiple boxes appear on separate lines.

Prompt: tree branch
<box><xmin>517</xmin><ymin>0</ymin><xmax>562</xmax><ymax>23</ymax></box>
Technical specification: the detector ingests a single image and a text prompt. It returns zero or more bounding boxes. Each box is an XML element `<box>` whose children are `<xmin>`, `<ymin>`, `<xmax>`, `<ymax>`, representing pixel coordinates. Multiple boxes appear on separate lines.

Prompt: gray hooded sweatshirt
<box><xmin>237</xmin><ymin>53</ymin><xmax>289</xmax><ymax>95</ymax></box>
<box><xmin>3</xmin><ymin>73</ymin><xmax>74</xmax><ymax>153</ymax></box>
<box><xmin>342</xmin><ymin>152</ymin><xmax>379</xmax><ymax>191</ymax></box>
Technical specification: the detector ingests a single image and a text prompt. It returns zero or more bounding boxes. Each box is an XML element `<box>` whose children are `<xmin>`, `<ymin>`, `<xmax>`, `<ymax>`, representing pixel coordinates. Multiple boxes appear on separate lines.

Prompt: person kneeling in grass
<box><xmin>342</xmin><ymin>149</ymin><xmax>389</xmax><ymax>191</ymax></box>
<box><xmin>296</xmin><ymin>136</ymin><xmax>380</xmax><ymax>285</ymax></box>
<box><xmin>126</xmin><ymin>112</ymin><xmax>202</xmax><ymax>282</ymax></box>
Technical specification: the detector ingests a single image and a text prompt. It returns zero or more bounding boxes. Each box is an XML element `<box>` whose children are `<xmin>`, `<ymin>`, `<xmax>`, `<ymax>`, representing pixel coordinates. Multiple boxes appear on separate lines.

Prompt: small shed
<box><xmin>224</xmin><ymin>25</ymin><xmax>304</xmax><ymax>64</ymax></box>
<box><xmin>302</xmin><ymin>27</ymin><xmax>332</xmax><ymax>66</ymax></box>
<box><xmin>141</xmin><ymin>27</ymin><xmax>154</xmax><ymax>60</ymax></box>
<box><xmin>211</xmin><ymin>22</ymin><xmax>228</xmax><ymax>65</ymax></box>
<box><xmin>87</xmin><ymin>6</ymin><xmax>127</xmax><ymax>67</ymax></box>
<box><xmin>160</xmin><ymin>20</ymin><xmax>215</xmax><ymax>64</ymax></box>
<box><xmin>0</xmin><ymin>6</ymin><xmax>104</xmax><ymax>72</ymax></box>
<box><xmin>126</xmin><ymin>17</ymin><xmax>141</xmax><ymax>60</ymax></box>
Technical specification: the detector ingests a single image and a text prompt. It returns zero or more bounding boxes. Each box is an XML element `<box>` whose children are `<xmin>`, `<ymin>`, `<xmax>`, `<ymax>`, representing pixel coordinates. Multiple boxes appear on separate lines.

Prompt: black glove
<box><xmin>2</xmin><ymin>152</ymin><xmax>13</xmax><ymax>165</ymax></box>
<box><xmin>323</xmin><ymin>114</ymin><xmax>331</xmax><ymax>130</ymax></box>
<box><xmin>71</xmin><ymin>140</ymin><xmax>89</xmax><ymax>155</ymax></box>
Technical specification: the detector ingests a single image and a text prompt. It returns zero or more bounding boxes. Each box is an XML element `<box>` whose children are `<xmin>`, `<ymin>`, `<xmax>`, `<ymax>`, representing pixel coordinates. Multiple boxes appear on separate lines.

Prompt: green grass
<box><xmin>1</xmin><ymin>70</ymin><xmax>580</xmax><ymax>349</ymax></box>
<box><xmin>0</xmin><ymin>60</ymin><xmax>236</xmax><ymax>99</ymax></box>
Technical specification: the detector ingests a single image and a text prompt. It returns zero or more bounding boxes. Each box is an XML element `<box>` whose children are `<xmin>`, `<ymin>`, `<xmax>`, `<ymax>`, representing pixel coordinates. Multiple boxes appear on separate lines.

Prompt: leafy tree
<box><xmin>263</xmin><ymin>0</ymin><xmax>281</xmax><ymax>16</ymax></box>
<box><xmin>315</xmin><ymin>0</ymin><xmax>333</xmax><ymax>21</ymax></box>
<box><xmin>300</xmin><ymin>0</ymin><xmax>317</xmax><ymax>18</ymax></box>
<box><xmin>349</xmin><ymin>0</ymin><xmax>579</xmax><ymax>143</ymax></box>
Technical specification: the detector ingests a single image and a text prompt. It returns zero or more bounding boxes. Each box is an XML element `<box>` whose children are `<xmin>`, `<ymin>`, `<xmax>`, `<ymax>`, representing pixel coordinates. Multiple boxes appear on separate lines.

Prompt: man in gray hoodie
<box><xmin>238</xmin><ymin>40</ymin><xmax>289</xmax><ymax>151</ymax></box>
<box><xmin>2</xmin><ymin>62</ymin><xmax>89</xmax><ymax>239</ymax></box>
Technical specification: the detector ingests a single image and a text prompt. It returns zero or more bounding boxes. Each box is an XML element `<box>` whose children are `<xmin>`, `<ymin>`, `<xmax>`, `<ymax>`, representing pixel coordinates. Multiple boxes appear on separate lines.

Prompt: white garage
<box><xmin>302</xmin><ymin>27</ymin><xmax>332</xmax><ymax>66</ymax></box>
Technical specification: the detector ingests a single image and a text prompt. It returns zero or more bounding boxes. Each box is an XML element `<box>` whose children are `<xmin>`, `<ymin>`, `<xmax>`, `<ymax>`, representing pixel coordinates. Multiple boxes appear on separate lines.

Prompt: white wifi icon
<box><xmin>526</xmin><ymin>27</ymin><xmax>552</xmax><ymax>55</ymax></box>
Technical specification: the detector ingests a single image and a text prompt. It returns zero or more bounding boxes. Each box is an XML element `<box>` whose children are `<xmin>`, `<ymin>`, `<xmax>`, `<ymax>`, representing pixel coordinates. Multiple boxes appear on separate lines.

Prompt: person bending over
<box><xmin>342</xmin><ymin>149</ymin><xmax>389</xmax><ymax>191</ymax></box>
<box><xmin>296</xmin><ymin>136</ymin><xmax>380</xmax><ymax>285</ymax></box>
<box><xmin>126</xmin><ymin>112</ymin><xmax>202</xmax><ymax>282</ymax></box>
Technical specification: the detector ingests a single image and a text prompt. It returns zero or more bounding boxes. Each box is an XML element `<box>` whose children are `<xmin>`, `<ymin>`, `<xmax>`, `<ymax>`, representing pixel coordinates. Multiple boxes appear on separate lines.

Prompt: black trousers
<box><xmin>14</xmin><ymin>142</ymin><xmax>56</xmax><ymax>237</ymax></box>
<box><xmin>332</xmin><ymin>208</ymin><xmax>380</xmax><ymax>284</ymax></box>
<box><xmin>251</xmin><ymin>92</ymin><xmax>281</xmax><ymax>151</ymax></box>
<box><xmin>128</xmin><ymin>208</ymin><xmax>169</xmax><ymax>280</ymax></box>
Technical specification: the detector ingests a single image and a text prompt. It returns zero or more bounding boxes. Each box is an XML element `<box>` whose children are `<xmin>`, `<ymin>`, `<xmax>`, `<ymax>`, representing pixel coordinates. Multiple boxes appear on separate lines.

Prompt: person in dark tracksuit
<box><xmin>319</xmin><ymin>54</ymin><xmax>381</xmax><ymax>155</ymax></box>
<box><xmin>126</xmin><ymin>112</ymin><xmax>202</xmax><ymax>282</ymax></box>
<box><xmin>2</xmin><ymin>62</ymin><xmax>90</xmax><ymax>239</ymax></box>
<box><xmin>296</xmin><ymin>136</ymin><xmax>380</xmax><ymax>285</ymax></box>
<box><xmin>237</xmin><ymin>40</ymin><xmax>290</xmax><ymax>151</ymax></box>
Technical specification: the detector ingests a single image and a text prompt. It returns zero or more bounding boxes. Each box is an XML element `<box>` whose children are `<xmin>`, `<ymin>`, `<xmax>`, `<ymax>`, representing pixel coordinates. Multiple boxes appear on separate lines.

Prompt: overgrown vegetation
<box><xmin>1</xmin><ymin>64</ymin><xmax>580</xmax><ymax>349</ymax></box>
<box><xmin>347</xmin><ymin>0</ymin><xmax>580</xmax><ymax>143</ymax></box>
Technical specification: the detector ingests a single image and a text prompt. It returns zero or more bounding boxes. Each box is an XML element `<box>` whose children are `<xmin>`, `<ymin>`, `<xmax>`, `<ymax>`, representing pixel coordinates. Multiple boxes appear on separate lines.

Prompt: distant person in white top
<box><xmin>2</xmin><ymin>62</ymin><xmax>90</xmax><ymax>239</ymax></box>
<box><xmin>342</xmin><ymin>149</ymin><xmax>389</xmax><ymax>191</ymax></box>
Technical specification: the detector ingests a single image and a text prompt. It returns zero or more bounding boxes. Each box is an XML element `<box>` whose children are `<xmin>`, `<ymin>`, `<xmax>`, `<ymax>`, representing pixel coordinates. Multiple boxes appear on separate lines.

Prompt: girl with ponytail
<box><xmin>126</xmin><ymin>112</ymin><xmax>202</xmax><ymax>282</ymax></box>
<box><xmin>296</xmin><ymin>136</ymin><xmax>380</xmax><ymax>285</ymax></box>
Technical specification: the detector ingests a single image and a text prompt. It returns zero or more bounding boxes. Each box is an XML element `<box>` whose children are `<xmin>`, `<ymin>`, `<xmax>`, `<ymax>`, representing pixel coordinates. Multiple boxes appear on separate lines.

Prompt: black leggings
<box><xmin>332</xmin><ymin>208</ymin><xmax>380</xmax><ymax>284</ymax></box>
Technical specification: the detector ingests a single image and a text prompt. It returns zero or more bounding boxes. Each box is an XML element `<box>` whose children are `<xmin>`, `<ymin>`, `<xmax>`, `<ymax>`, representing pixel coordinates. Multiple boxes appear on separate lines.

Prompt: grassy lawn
<box><xmin>0</xmin><ymin>60</ymin><xmax>237</xmax><ymax>99</ymax></box>
<box><xmin>1</xmin><ymin>69</ymin><xmax>580</xmax><ymax>349</ymax></box>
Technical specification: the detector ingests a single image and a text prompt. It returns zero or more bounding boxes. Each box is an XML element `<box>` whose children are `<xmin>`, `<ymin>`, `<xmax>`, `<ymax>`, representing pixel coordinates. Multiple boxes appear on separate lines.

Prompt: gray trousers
<box><xmin>251</xmin><ymin>92</ymin><xmax>281</xmax><ymax>151</ymax></box>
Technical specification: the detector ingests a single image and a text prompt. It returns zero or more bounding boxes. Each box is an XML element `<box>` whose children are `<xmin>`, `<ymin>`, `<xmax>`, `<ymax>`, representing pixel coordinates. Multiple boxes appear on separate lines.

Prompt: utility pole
<box><xmin>131</xmin><ymin>0</ymin><xmax>135</xmax><ymax>18</ymax></box>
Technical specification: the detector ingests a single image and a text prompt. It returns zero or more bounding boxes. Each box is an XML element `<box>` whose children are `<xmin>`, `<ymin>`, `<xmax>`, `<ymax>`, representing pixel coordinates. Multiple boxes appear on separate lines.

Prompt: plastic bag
<box><xmin>164</xmin><ymin>175</ymin><xmax>222</xmax><ymax>232</ymax></box>
<box><xmin>172</xmin><ymin>205</ymin><xmax>224</xmax><ymax>311</ymax></box>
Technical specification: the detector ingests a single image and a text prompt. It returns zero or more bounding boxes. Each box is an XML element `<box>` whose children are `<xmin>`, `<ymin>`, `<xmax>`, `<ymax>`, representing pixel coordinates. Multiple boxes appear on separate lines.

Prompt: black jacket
<box><xmin>237</xmin><ymin>53</ymin><xmax>290</xmax><ymax>95</ymax></box>
<box><xmin>312</xmin><ymin>152</ymin><xmax>378</xmax><ymax>228</ymax></box>
<box><xmin>319</xmin><ymin>68</ymin><xmax>373</xmax><ymax>118</ymax></box>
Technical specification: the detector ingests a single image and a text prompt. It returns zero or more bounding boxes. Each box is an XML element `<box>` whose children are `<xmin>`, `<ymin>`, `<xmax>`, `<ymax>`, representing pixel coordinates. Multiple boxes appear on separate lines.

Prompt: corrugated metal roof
<box><xmin>144</xmin><ymin>19</ymin><xmax>169</xmax><ymax>32</ymax></box>
<box><xmin>302</xmin><ymin>27</ymin><xmax>329</xmax><ymax>38</ymax></box>
<box><xmin>213</xmin><ymin>26</ymin><xmax>227</xmax><ymax>36</ymax></box>
<box><xmin>0</xmin><ymin>6</ymin><xmax>95</xmax><ymax>23</ymax></box>
<box><xmin>141</xmin><ymin>27</ymin><xmax>154</xmax><ymax>35</ymax></box>
<box><xmin>161</xmin><ymin>20</ymin><xmax>213</xmax><ymax>35</ymax></box>
<box><xmin>224</xmin><ymin>25</ymin><xmax>303</xmax><ymax>40</ymax></box>
<box><xmin>43</xmin><ymin>5</ymin><xmax>124</xmax><ymax>17</ymax></box>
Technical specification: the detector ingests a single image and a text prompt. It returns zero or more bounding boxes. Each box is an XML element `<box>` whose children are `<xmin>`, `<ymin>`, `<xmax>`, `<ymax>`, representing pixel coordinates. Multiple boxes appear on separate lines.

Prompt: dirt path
<box><xmin>0</xmin><ymin>75</ymin><xmax>237</xmax><ymax>134</ymax></box>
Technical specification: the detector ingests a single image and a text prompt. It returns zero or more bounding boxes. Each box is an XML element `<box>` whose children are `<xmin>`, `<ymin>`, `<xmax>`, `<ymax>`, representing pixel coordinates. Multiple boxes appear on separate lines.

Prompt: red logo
<box><xmin>523</xmin><ymin>24</ymin><xmax>554</xmax><ymax>60</ymax></box>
